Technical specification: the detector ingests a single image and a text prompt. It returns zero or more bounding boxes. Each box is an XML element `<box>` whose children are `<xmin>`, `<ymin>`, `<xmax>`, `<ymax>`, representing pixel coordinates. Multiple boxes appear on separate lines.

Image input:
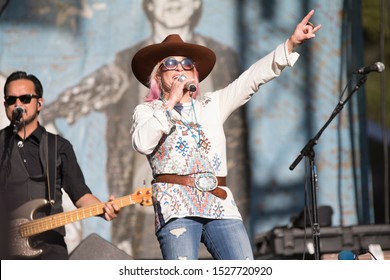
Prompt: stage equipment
<box><xmin>69</xmin><ymin>233</ymin><xmax>133</xmax><ymax>260</ymax></box>
<box><xmin>255</xmin><ymin>224</ymin><xmax>390</xmax><ymax>260</ymax></box>
<box><xmin>289</xmin><ymin>72</ymin><xmax>373</xmax><ymax>259</ymax></box>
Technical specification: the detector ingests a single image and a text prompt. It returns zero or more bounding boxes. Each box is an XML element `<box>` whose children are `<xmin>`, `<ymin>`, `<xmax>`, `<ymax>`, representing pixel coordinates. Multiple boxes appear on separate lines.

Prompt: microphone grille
<box><xmin>375</xmin><ymin>62</ymin><xmax>385</xmax><ymax>72</ymax></box>
<box><xmin>178</xmin><ymin>75</ymin><xmax>187</xmax><ymax>82</ymax></box>
<box><xmin>14</xmin><ymin>106</ymin><xmax>25</xmax><ymax>114</ymax></box>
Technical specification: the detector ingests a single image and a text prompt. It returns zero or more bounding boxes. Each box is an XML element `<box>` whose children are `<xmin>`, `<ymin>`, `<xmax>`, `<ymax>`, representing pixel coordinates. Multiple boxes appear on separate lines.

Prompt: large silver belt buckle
<box><xmin>194</xmin><ymin>173</ymin><xmax>217</xmax><ymax>192</ymax></box>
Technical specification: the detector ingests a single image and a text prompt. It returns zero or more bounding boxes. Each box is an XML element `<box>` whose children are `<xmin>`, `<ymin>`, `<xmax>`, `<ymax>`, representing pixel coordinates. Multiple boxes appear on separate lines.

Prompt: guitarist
<box><xmin>0</xmin><ymin>71</ymin><xmax>120</xmax><ymax>259</ymax></box>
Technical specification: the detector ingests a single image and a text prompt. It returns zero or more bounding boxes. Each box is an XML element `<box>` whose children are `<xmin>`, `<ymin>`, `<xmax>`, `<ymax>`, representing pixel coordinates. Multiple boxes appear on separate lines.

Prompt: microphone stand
<box><xmin>289</xmin><ymin>75</ymin><xmax>368</xmax><ymax>260</ymax></box>
<box><xmin>12</xmin><ymin>120</ymin><xmax>20</xmax><ymax>134</ymax></box>
<box><xmin>12</xmin><ymin>117</ymin><xmax>23</xmax><ymax>134</ymax></box>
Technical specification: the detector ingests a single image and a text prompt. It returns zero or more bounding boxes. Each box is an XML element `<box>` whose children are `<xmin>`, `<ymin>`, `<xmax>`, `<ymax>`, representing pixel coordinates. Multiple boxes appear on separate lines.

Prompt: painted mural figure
<box><xmin>130</xmin><ymin>10</ymin><xmax>320</xmax><ymax>260</ymax></box>
<box><xmin>41</xmin><ymin>0</ymin><xmax>248</xmax><ymax>258</ymax></box>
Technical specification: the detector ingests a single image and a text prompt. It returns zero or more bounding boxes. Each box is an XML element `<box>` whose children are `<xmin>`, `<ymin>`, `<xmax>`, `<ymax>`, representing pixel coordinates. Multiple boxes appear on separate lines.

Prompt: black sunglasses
<box><xmin>5</xmin><ymin>94</ymin><xmax>39</xmax><ymax>106</ymax></box>
<box><xmin>160</xmin><ymin>57</ymin><xmax>195</xmax><ymax>71</ymax></box>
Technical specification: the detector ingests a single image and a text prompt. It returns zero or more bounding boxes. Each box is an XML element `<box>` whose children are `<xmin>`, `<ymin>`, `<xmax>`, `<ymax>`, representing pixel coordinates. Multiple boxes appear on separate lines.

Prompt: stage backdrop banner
<box><xmin>0</xmin><ymin>0</ymin><xmax>372</xmax><ymax>259</ymax></box>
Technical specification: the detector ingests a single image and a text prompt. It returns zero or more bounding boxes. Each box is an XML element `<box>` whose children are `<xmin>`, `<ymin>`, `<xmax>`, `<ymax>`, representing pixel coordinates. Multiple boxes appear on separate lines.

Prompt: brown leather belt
<box><xmin>154</xmin><ymin>174</ymin><xmax>227</xmax><ymax>200</ymax></box>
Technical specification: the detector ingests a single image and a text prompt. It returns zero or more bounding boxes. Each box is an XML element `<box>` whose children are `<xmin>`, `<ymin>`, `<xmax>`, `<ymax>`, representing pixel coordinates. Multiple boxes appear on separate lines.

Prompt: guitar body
<box><xmin>10</xmin><ymin>199</ymin><xmax>49</xmax><ymax>258</ymax></box>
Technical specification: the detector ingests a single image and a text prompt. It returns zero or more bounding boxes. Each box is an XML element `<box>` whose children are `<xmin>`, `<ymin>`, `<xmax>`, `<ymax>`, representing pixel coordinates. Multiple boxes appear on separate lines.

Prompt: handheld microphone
<box><xmin>12</xmin><ymin>106</ymin><xmax>25</xmax><ymax>134</ymax></box>
<box><xmin>353</xmin><ymin>62</ymin><xmax>385</xmax><ymax>75</ymax></box>
<box><xmin>12</xmin><ymin>106</ymin><xmax>25</xmax><ymax>120</ymax></box>
<box><xmin>178</xmin><ymin>75</ymin><xmax>197</xmax><ymax>92</ymax></box>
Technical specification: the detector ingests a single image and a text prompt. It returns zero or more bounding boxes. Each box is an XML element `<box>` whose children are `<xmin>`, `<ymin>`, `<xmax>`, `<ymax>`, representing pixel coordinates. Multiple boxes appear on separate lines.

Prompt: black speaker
<box><xmin>69</xmin><ymin>233</ymin><xmax>133</xmax><ymax>260</ymax></box>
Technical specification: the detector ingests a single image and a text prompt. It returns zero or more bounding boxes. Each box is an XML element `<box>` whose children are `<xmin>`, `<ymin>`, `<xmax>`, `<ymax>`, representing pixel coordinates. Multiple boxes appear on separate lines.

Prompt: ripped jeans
<box><xmin>156</xmin><ymin>217</ymin><xmax>254</xmax><ymax>260</ymax></box>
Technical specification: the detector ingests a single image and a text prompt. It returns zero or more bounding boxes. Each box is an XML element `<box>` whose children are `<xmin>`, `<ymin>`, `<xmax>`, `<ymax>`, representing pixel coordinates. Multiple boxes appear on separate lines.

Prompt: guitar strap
<box><xmin>47</xmin><ymin>133</ymin><xmax>57</xmax><ymax>206</ymax></box>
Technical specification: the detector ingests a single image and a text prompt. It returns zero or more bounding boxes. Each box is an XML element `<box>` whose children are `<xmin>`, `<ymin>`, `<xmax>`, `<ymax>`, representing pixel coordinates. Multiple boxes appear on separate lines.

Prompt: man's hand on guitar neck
<box><xmin>75</xmin><ymin>193</ymin><xmax>120</xmax><ymax>221</ymax></box>
<box><xmin>102</xmin><ymin>194</ymin><xmax>120</xmax><ymax>221</ymax></box>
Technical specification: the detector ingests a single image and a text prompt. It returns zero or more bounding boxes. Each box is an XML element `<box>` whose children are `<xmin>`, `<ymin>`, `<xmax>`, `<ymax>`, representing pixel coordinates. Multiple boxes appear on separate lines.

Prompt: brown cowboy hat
<box><xmin>131</xmin><ymin>34</ymin><xmax>216</xmax><ymax>87</ymax></box>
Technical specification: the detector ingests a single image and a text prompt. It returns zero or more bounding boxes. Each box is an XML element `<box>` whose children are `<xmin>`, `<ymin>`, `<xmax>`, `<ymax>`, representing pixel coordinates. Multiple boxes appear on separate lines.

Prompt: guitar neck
<box><xmin>19</xmin><ymin>190</ymin><xmax>149</xmax><ymax>238</ymax></box>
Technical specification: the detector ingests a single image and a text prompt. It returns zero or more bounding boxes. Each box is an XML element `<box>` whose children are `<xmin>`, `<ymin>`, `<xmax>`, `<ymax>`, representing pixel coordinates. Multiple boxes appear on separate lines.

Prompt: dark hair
<box><xmin>3</xmin><ymin>71</ymin><xmax>43</xmax><ymax>98</ymax></box>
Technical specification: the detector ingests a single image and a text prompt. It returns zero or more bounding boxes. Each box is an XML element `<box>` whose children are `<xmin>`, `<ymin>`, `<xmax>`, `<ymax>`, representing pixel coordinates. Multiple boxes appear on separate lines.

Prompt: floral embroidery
<box><xmin>198</xmin><ymin>96</ymin><xmax>212</xmax><ymax>107</ymax></box>
<box><xmin>211</xmin><ymin>153</ymin><xmax>222</xmax><ymax>172</ymax></box>
<box><xmin>175</xmin><ymin>137</ymin><xmax>189</xmax><ymax>156</ymax></box>
<box><xmin>198</xmin><ymin>132</ymin><xmax>211</xmax><ymax>154</ymax></box>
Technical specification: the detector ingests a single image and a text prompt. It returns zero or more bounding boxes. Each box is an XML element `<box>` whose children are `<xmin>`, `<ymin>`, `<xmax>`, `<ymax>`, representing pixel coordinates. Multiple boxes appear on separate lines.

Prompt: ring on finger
<box><xmin>306</xmin><ymin>21</ymin><xmax>314</xmax><ymax>27</ymax></box>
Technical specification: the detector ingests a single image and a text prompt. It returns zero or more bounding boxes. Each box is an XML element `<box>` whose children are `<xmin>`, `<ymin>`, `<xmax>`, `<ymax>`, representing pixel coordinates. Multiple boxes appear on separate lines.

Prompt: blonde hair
<box><xmin>144</xmin><ymin>63</ymin><xmax>200</xmax><ymax>102</ymax></box>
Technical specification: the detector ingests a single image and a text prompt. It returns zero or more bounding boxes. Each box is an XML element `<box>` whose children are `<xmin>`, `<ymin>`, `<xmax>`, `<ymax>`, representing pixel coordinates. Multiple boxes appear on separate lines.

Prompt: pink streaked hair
<box><xmin>144</xmin><ymin>63</ymin><xmax>200</xmax><ymax>102</ymax></box>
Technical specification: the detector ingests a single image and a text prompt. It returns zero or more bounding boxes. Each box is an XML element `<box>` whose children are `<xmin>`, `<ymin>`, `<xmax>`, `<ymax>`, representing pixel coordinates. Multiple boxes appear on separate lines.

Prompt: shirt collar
<box><xmin>15</xmin><ymin>124</ymin><xmax>44</xmax><ymax>144</ymax></box>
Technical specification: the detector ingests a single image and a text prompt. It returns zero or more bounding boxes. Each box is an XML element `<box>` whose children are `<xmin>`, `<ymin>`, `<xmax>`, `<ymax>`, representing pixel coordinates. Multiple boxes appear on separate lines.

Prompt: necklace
<box><xmin>178</xmin><ymin>99</ymin><xmax>202</xmax><ymax>148</ymax></box>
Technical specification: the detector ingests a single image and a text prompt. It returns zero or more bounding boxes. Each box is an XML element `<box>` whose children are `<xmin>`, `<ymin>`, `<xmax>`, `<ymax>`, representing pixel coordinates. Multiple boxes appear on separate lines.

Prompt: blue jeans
<box><xmin>156</xmin><ymin>217</ymin><xmax>254</xmax><ymax>260</ymax></box>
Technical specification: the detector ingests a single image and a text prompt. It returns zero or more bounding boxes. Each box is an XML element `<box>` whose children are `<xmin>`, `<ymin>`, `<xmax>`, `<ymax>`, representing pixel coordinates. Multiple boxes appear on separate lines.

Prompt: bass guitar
<box><xmin>9</xmin><ymin>188</ymin><xmax>152</xmax><ymax>258</ymax></box>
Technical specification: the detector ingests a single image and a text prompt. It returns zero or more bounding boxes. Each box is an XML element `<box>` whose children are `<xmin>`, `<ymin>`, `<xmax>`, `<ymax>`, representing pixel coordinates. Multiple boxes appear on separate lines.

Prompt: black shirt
<box><xmin>1</xmin><ymin>124</ymin><xmax>92</xmax><ymax>211</ymax></box>
<box><xmin>16</xmin><ymin>126</ymin><xmax>44</xmax><ymax>177</ymax></box>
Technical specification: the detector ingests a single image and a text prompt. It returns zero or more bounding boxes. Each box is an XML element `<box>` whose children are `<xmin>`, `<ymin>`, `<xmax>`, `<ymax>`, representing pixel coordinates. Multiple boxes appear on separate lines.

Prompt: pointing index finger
<box><xmin>301</xmin><ymin>9</ymin><xmax>315</xmax><ymax>26</ymax></box>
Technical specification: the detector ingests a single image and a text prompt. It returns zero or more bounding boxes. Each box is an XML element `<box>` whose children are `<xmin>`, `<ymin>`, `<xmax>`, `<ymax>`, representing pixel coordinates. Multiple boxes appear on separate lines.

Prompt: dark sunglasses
<box><xmin>160</xmin><ymin>57</ymin><xmax>195</xmax><ymax>71</ymax></box>
<box><xmin>5</xmin><ymin>94</ymin><xmax>39</xmax><ymax>106</ymax></box>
